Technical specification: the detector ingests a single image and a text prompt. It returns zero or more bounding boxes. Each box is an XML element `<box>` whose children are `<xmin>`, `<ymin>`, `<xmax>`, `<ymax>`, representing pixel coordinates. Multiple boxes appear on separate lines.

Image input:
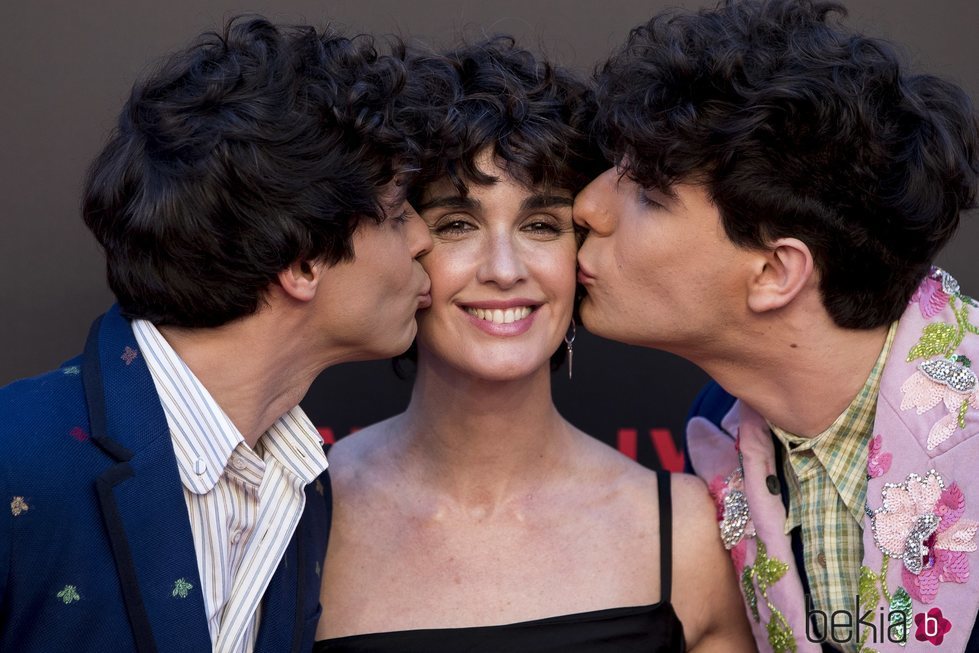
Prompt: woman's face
<box><xmin>415</xmin><ymin>154</ymin><xmax>577</xmax><ymax>381</ymax></box>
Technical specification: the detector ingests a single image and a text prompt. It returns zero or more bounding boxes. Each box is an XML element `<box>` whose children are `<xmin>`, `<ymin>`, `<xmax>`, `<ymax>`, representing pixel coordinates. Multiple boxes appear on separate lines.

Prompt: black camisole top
<box><xmin>314</xmin><ymin>471</ymin><xmax>685</xmax><ymax>652</ymax></box>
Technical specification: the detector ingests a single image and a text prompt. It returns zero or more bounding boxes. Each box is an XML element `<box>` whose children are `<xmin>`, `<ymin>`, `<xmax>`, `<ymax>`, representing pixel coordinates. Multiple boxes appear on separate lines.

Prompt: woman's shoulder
<box><xmin>572</xmin><ymin>433</ymin><xmax>719</xmax><ymax>547</ymax></box>
<box><xmin>325</xmin><ymin>416</ymin><xmax>403</xmax><ymax>499</ymax></box>
<box><xmin>571</xmin><ymin>429</ymin><xmax>711</xmax><ymax>510</ymax></box>
<box><xmin>664</xmin><ymin>472</ymin><xmax>716</xmax><ymax>530</ymax></box>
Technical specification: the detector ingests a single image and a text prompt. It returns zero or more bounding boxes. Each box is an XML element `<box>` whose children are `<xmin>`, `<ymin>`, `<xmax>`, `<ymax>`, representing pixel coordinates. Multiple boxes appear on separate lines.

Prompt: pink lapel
<box><xmin>688</xmin><ymin>402</ymin><xmax>822</xmax><ymax>652</ymax></box>
<box><xmin>862</xmin><ymin>268</ymin><xmax>979</xmax><ymax>651</ymax></box>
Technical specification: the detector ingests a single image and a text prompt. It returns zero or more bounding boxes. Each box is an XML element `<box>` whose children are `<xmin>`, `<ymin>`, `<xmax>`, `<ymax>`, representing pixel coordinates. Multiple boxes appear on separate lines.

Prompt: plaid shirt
<box><xmin>770</xmin><ymin>322</ymin><xmax>897</xmax><ymax>653</ymax></box>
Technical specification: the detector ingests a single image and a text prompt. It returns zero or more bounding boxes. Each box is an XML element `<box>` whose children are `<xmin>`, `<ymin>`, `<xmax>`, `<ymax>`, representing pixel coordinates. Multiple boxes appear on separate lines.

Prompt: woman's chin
<box><xmin>455</xmin><ymin>356</ymin><xmax>553</xmax><ymax>383</ymax></box>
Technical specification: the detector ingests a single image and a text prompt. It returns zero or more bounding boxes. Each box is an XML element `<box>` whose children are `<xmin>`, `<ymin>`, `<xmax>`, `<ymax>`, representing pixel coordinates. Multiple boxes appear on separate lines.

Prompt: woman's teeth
<box><xmin>466</xmin><ymin>306</ymin><xmax>533</xmax><ymax>324</ymax></box>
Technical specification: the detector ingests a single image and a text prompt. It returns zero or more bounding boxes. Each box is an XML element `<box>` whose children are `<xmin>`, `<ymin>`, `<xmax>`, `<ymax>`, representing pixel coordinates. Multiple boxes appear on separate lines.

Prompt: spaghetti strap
<box><xmin>656</xmin><ymin>471</ymin><xmax>672</xmax><ymax>603</ymax></box>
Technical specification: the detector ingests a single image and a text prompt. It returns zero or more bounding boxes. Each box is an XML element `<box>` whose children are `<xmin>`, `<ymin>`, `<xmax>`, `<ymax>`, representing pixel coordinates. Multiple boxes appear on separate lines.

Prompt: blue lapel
<box><xmin>253</xmin><ymin>479</ymin><xmax>328</xmax><ymax>653</ymax></box>
<box><xmin>83</xmin><ymin>306</ymin><xmax>211</xmax><ymax>653</ymax></box>
<box><xmin>253</xmin><ymin>521</ymin><xmax>302</xmax><ymax>652</ymax></box>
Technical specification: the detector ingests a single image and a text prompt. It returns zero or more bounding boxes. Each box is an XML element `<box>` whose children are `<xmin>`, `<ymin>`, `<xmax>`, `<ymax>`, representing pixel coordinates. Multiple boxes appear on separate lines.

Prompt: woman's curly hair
<box><xmin>393</xmin><ymin>37</ymin><xmax>603</xmax><ymax>373</ymax></box>
<box><xmin>401</xmin><ymin>36</ymin><xmax>604</xmax><ymax>203</ymax></box>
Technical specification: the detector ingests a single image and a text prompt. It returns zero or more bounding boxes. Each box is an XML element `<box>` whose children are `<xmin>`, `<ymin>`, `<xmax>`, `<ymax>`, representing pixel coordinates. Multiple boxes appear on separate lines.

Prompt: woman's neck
<box><xmin>394</xmin><ymin>357</ymin><xmax>575</xmax><ymax>512</ymax></box>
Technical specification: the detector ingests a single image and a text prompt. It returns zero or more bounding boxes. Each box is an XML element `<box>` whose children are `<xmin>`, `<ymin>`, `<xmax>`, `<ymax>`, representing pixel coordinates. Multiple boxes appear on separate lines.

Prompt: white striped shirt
<box><xmin>133</xmin><ymin>320</ymin><xmax>328</xmax><ymax>653</ymax></box>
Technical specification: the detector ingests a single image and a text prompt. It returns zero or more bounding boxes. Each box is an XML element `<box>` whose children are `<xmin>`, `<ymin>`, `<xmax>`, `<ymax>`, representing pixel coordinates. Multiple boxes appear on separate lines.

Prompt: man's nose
<box><xmin>573</xmin><ymin>168</ymin><xmax>618</xmax><ymax>237</ymax></box>
<box><xmin>405</xmin><ymin>202</ymin><xmax>433</xmax><ymax>258</ymax></box>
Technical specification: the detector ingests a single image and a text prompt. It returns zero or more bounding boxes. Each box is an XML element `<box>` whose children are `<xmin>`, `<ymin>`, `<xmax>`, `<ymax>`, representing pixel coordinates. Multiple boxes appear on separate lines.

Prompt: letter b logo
<box><xmin>914</xmin><ymin>607</ymin><xmax>952</xmax><ymax>646</ymax></box>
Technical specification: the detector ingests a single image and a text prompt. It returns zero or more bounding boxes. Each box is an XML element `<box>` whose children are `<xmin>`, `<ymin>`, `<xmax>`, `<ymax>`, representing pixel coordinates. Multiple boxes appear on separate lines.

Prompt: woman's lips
<box><xmin>459</xmin><ymin>303</ymin><xmax>539</xmax><ymax>336</ymax></box>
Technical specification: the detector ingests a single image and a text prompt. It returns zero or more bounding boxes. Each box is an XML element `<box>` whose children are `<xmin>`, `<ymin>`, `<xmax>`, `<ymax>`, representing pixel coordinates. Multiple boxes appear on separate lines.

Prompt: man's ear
<box><xmin>746</xmin><ymin>238</ymin><xmax>815</xmax><ymax>314</ymax></box>
<box><xmin>277</xmin><ymin>259</ymin><xmax>324</xmax><ymax>302</ymax></box>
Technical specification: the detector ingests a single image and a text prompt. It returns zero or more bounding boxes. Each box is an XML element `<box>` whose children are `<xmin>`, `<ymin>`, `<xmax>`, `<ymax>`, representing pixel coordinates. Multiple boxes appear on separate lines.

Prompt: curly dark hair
<box><xmin>596</xmin><ymin>0</ymin><xmax>979</xmax><ymax>328</ymax></box>
<box><xmin>393</xmin><ymin>37</ymin><xmax>602</xmax><ymax>374</ymax></box>
<box><xmin>83</xmin><ymin>16</ymin><xmax>418</xmax><ymax>328</ymax></box>
<box><xmin>404</xmin><ymin>36</ymin><xmax>604</xmax><ymax>203</ymax></box>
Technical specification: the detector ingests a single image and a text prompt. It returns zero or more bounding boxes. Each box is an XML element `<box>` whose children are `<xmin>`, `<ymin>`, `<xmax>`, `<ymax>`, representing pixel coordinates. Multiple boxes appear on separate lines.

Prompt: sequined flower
<box><xmin>911</xmin><ymin>274</ymin><xmax>951</xmax><ymax>319</ymax></box>
<box><xmin>708</xmin><ymin>468</ymin><xmax>756</xmax><ymax>566</ymax></box>
<box><xmin>867</xmin><ymin>434</ymin><xmax>892</xmax><ymax>478</ymax></box>
<box><xmin>900</xmin><ymin>358</ymin><xmax>978</xmax><ymax>450</ymax></box>
<box><xmin>872</xmin><ymin>470</ymin><xmax>978</xmax><ymax>603</ymax></box>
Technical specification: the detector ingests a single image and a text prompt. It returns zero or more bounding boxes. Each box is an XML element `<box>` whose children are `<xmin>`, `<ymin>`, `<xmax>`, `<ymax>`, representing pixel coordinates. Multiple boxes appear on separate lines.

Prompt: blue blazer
<box><xmin>0</xmin><ymin>306</ymin><xmax>332</xmax><ymax>652</ymax></box>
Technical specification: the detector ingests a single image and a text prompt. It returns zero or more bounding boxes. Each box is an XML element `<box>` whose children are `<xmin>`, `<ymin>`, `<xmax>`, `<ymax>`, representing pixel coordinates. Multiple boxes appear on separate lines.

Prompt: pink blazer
<box><xmin>687</xmin><ymin>269</ymin><xmax>979</xmax><ymax>652</ymax></box>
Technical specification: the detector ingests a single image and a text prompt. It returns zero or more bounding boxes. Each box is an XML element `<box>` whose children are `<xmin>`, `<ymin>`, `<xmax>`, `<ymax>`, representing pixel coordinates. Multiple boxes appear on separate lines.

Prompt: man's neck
<box><xmin>158</xmin><ymin>313</ymin><xmax>321</xmax><ymax>448</ymax></box>
<box><xmin>694</xmin><ymin>310</ymin><xmax>891</xmax><ymax>438</ymax></box>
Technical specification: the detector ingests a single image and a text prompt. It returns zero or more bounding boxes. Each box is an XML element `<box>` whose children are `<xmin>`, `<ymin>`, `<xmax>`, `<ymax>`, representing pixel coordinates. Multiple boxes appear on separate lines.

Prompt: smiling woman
<box><xmin>412</xmin><ymin>153</ymin><xmax>577</xmax><ymax>379</ymax></box>
<box><xmin>312</xmin><ymin>37</ymin><xmax>755</xmax><ymax>653</ymax></box>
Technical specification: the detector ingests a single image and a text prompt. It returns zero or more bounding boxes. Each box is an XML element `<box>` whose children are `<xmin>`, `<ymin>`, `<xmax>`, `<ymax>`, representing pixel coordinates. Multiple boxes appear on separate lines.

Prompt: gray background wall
<box><xmin>2</xmin><ymin>1</ymin><xmax>976</xmax><ymax>468</ymax></box>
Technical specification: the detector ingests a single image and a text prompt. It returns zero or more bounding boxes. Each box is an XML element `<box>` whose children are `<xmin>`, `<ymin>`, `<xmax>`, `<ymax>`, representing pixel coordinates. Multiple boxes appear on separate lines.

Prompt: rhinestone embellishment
<box><xmin>721</xmin><ymin>488</ymin><xmax>753</xmax><ymax>549</ymax></box>
<box><xmin>936</xmin><ymin>269</ymin><xmax>961</xmax><ymax>297</ymax></box>
<box><xmin>919</xmin><ymin>358</ymin><xmax>977</xmax><ymax>394</ymax></box>
<box><xmin>902</xmin><ymin>513</ymin><xmax>940</xmax><ymax>575</ymax></box>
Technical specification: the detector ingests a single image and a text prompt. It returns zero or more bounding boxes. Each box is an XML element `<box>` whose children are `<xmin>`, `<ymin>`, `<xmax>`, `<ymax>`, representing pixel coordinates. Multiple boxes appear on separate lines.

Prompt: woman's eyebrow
<box><xmin>520</xmin><ymin>195</ymin><xmax>573</xmax><ymax>211</ymax></box>
<box><xmin>416</xmin><ymin>195</ymin><xmax>480</xmax><ymax>212</ymax></box>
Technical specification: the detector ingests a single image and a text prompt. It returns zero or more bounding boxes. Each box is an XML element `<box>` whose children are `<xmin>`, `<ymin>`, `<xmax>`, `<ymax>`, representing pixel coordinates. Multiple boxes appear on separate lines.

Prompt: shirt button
<box><xmin>193</xmin><ymin>458</ymin><xmax>207</xmax><ymax>475</ymax></box>
<box><xmin>765</xmin><ymin>475</ymin><xmax>781</xmax><ymax>495</ymax></box>
<box><xmin>817</xmin><ymin>552</ymin><xmax>827</xmax><ymax>568</ymax></box>
<box><xmin>231</xmin><ymin>531</ymin><xmax>242</xmax><ymax>543</ymax></box>
<box><xmin>232</xmin><ymin>456</ymin><xmax>246</xmax><ymax>470</ymax></box>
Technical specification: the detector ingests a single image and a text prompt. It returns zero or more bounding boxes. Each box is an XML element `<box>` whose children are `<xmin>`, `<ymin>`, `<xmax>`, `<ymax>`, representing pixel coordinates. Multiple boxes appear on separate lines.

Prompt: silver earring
<box><xmin>564</xmin><ymin>319</ymin><xmax>576</xmax><ymax>380</ymax></box>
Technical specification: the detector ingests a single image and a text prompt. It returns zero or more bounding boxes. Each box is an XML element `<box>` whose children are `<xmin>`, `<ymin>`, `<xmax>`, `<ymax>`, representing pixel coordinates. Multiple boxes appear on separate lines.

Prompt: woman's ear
<box><xmin>746</xmin><ymin>238</ymin><xmax>815</xmax><ymax>314</ymax></box>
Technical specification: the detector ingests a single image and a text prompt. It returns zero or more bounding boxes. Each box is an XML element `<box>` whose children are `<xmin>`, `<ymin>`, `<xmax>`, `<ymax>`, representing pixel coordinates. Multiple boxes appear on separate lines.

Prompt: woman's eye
<box><xmin>522</xmin><ymin>213</ymin><xmax>572</xmax><ymax>235</ymax></box>
<box><xmin>525</xmin><ymin>221</ymin><xmax>560</xmax><ymax>233</ymax></box>
<box><xmin>433</xmin><ymin>219</ymin><xmax>473</xmax><ymax>234</ymax></box>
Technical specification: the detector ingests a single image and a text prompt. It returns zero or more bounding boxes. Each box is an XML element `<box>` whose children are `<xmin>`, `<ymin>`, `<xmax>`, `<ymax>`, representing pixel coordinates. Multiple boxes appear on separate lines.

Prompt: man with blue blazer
<box><xmin>0</xmin><ymin>17</ymin><xmax>433</xmax><ymax>653</ymax></box>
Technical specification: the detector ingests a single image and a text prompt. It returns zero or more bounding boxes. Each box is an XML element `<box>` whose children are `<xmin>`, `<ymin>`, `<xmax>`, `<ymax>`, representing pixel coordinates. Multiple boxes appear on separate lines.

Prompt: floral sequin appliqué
<box><xmin>862</xmin><ymin>435</ymin><xmax>910</xmax><ymax>650</ymax></box>
<box><xmin>710</xmin><ymin>466</ymin><xmax>797</xmax><ymax>652</ymax></box>
<box><xmin>867</xmin><ymin>434</ymin><xmax>892</xmax><ymax>479</ymax></box>
<box><xmin>901</xmin><ymin>268</ymin><xmax>979</xmax><ymax>450</ymax></box>
<box><xmin>871</xmin><ymin>469</ymin><xmax>978</xmax><ymax>604</ymax></box>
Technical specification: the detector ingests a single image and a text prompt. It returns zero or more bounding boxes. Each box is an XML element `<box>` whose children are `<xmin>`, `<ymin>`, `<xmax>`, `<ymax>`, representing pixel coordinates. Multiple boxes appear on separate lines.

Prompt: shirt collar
<box><xmin>262</xmin><ymin>407</ymin><xmax>329</xmax><ymax>485</ymax></box>
<box><xmin>132</xmin><ymin>320</ymin><xmax>327</xmax><ymax>493</ymax></box>
<box><xmin>133</xmin><ymin>319</ymin><xmax>244</xmax><ymax>494</ymax></box>
<box><xmin>771</xmin><ymin>321</ymin><xmax>898</xmax><ymax>524</ymax></box>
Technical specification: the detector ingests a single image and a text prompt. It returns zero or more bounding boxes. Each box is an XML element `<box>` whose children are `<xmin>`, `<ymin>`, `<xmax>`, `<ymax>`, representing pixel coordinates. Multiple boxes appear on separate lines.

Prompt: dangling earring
<box><xmin>564</xmin><ymin>319</ymin><xmax>576</xmax><ymax>380</ymax></box>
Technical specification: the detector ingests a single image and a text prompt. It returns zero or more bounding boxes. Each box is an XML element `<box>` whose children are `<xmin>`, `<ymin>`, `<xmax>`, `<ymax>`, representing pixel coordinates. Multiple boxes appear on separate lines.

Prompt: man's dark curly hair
<box><xmin>83</xmin><ymin>16</ymin><xmax>418</xmax><ymax>328</ymax></box>
<box><xmin>597</xmin><ymin>0</ymin><xmax>979</xmax><ymax>328</ymax></box>
<box><xmin>394</xmin><ymin>37</ymin><xmax>603</xmax><ymax>373</ymax></box>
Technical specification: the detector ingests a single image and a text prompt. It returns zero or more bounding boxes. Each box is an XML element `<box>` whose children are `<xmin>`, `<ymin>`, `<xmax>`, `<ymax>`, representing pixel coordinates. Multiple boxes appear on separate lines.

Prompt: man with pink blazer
<box><xmin>573</xmin><ymin>1</ymin><xmax>979</xmax><ymax>651</ymax></box>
